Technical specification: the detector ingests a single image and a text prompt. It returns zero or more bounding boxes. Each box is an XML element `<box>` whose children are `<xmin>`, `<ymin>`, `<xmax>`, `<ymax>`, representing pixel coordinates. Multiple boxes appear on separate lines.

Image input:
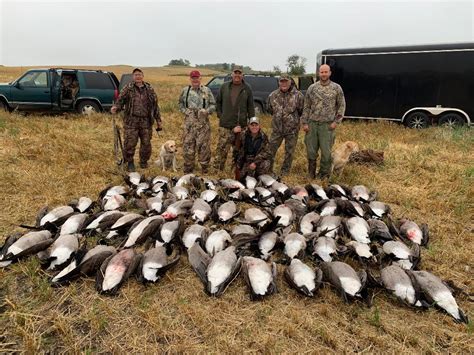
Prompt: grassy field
<box><xmin>0</xmin><ymin>65</ymin><xmax>472</xmax><ymax>353</ymax></box>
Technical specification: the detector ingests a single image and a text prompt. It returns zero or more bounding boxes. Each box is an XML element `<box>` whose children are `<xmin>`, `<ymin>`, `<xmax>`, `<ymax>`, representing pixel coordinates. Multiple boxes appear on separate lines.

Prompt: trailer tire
<box><xmin>439</xmin><ymin>113</ymin><xmax>465</xmax><ymax>128</ymax></box>
<box><xmin>405</xmin><ymin>111</ymin><xmax>429</xmax><ymax>129</ymax></box>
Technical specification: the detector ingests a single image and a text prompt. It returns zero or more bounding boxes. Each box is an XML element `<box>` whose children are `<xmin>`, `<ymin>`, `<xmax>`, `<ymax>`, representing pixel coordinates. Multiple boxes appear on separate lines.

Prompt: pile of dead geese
<box><xmin>0</xmin><ymin>173</ymin><xmax>469</xmax><ymax>324</ymax></box>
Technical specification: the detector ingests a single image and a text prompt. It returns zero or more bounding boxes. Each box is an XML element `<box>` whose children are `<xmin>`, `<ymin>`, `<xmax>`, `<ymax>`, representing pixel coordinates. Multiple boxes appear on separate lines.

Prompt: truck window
<box><xmin>245</xmin><ymin>77</ymin><xmax>277</xmax><ymax>91</ymax></box>
<box><xmin>207</xmin><ymin>77</ymin><xmax>225</xmax><ymax>89</ymax></box>
<box><xmin>82</xmin><ymin>72</ymin><xmax>114</xmax><ymax>89</ymax></box>
<box><xmin>18</xmin><ymin>71</ymin><xmax>48</xmax><ymax>88</ymax></box>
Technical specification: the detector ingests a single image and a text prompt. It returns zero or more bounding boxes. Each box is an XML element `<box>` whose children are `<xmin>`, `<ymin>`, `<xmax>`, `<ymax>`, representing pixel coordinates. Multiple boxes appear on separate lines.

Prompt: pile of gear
<box><xmin>0</xmin><ymin>173</ymin><xmax>469</xmax><ymax>324</ymax></box>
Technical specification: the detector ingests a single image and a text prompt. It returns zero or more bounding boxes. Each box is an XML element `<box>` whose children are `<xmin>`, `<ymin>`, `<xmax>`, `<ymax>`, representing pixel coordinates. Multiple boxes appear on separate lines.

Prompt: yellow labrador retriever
<box><xmin>331</xmin><ymin>141</ymin><xmax>359</xmax><ymax>175</ymax></box>
<box><xmin>155</xmin><ymin>140</ymin><xmax>177</xmax><ymax>172</ymax></box>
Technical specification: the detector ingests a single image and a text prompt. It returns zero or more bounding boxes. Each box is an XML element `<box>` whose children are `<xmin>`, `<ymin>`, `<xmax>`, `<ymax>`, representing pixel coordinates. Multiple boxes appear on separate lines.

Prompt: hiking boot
<box><xmin>127</xmin><ymin>161</ymin><xmax>136</xmax><ymax>172</ymax></box>
<box><xmin>140</xmin><ymin>162</ymin><xmax>148</xmax><ymax>169</ymax></box>
<box><xmin>307</xmin><ymin>159</ymin><xmax>316</xmax><ymax>179</ymax></box>
<box><xmin>201</xmin><ymin>166</ymin><xmax>209</xmax><ymax>175</ymax></box>
<box><xmin>317</xmin><ymin>172</ymin><xmax>330</xmax><ymax>180</ymax></box>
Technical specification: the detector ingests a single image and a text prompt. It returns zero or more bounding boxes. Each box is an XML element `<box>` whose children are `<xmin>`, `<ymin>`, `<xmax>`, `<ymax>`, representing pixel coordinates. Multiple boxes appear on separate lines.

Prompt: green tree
<box><xmin>273</xmin><ymin>65</ymin><xmax>282</xmax><ymax>75</ymax></box>
<box><xmin>286</xmin><ymin>54</ymin><xmax>306</xmax><ymax>75</ymax></box>
<box><xmin>168</xmin><ymin>58</ymin><xmax>191</xmax><ymax>66</ymax></box>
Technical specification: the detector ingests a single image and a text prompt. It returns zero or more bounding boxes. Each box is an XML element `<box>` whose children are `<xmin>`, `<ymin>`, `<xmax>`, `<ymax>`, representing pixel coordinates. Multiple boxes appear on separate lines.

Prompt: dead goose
<box><xmin>135</xmin><ymin>182</ymin><xmax>151</xmax><ymax>197</ymax></box>
<box><xmin>367</xmin><ymin>201</ymin><xmax>391</xmax><ymax>218</ymax></box>
<box><xmin>191</xmin><ymin>198</ymin><xmax>212</xmax><ymax>223</ymax></box>
<box><xmin>110</xmin><ymin>213</ymin><xmax>144</xmax><ymax>232</ymax></box>
<box><xmin>102</xmin><ymin>194</ymin><xmax>127</xmax><ymax>211</ymax></box>
<box><xmin>300</xmin><ymin>212</ymin><xmax>320</xmax><ymax>235</ymax></box>
<box><xmin>69</xmin><ymin>196</ymin><xmax>94</xmax><ymax>213</ymax></box>
<box><xmin>344</xmin><ymin>216</ymin><xmax>370</xmax><ymax>244</ymax></box>
<box><xmin>368</xmin><ymin>219</ymin><xmax>393</xmax><ymax>241</ymax></box>
<box><xmin>176</xmin><ymin>173</ymin><xmax>196</xmax><ymax>187</ymax></box>
<box><xmin>258</xmin><ymin>174</ymin><xmax>276</xmax><ymax>187</ymax></box>
<box><xmin>255</xmin><ymin>187</ymin><xmax>276</xmax><ymax>206</ymax></box>
<box><xmin>205</xmin><ymin>229</ymin><xmax>232</xmax><ymax>256</ymax></box>
<box><xmin>123</xmin><ymin>215</ymin><xmax>164</xmax><ymax>248</ymax></box>
<box><xmin>182</xmin><ymin>224</ymin><xmax>209</xmax><ymax>249</ymax></box>
<box><xmin>156</xmin><ymin>219</ymin><xmax>183</xmax><ymax>247</ymax></box>
<box><xmin>321</xmin><ymin>261</ymin><xmax>369</xmax><ymax>303</ymax></box>
<box><xmin>200</xmin><ymin>189</ymin><xmax>219</xmax><ymax>204</ymax></box>
<box><xmin>216</xmin><ymin>201</ymin><xmax>239</xmax><ymax>223</ymax></box>
<box><xmin>305</xmin><ymin>183</ymin><xmax>328</xmax><ymax>201</ymax></box>
<box><xmin>371</xmin><ymin>265</ymin><xmax>424</xmax><ymax>307</ymax></box>
<box><xmin>124</xmin><ymin>171</ymin><xmax>143</xmax><ymax>187</ymax></box>
<box><xmin>283</xmin><ymin>233</ymin><xmax>307</xmax><ymax>260</ymax></box>
<box><xmin>242</xmin><ymin>256</ymin><xmax>278</xmax><ymax>300</ymax></box>
<box><xmin>351</xmin><ymin>185</ymin><xmax>375</xmax><ymax>202</ymax></box>
<box><xmin>382</xmin><ymin>240</ymin><xmax>420</xmax><ymax>270</ymax></box>
<box><xmin>59</xmin><ymin>213</ymin><xmax>89</xmax><ymax>236</ymax></box>
<box><xmin>399</xmin><ymin>219</ymin><xmax>429</xmax><ymax>246</ymax></box>
<box><xmin>238</xmin><ymin>207</ymin><xmax>270</xmax><ymax>227</ymax></box>
<box><xmin>219</xmin><ymin>178</ymin><xmax>245</xmax><ymax>191</ymax></box>
<box><xmin>51</xmin><ymin>245</ymin><xmax>116</xmax><ymax>285</ymax></box>
<box><xmin>152</xmin><ymin>175</ymin><xmax>170</xmax><ymax>186</ymax></box>
<box><xmin>0</xmin><ymin>230</ymin><xmax>54</xmax><ymax>267</ymax></box>
<box><xmin>45</xmin><ymin>233</ymin><xmax>80</xmax><ymax>270</ymax></box>
<box><xmin>316</xmin><ymin>215</ymin><xmax>343</xmax><ymax>239</ymax></box>
<box><xmin>335</xmin><ymin>198</ymin><xmax>365</xmax><ymax>218</ymax></box>
<box><xmin>245</xmin><ymin>175</ymin><xmax>258</xmax><ymax>189</ymax></box>
<box><xmin>284</xmin><ymin>258</ymin><xmax>323</xmax><ymax>297</ymax></box>
<box><xmin>407</xmin><ymin>270</ymin><xmax>469</xmax><ymax>323</ymax></box>
<box><xmin>144</xmin><ymin>196</ymin><xmax>164</xmax><ymax>215</ymax></box>
<box><xmin>258</xmin><ymin>231</ymin><xmax>279</xmax><ymax>260</ymax></box>
<box><xmin>38</xmin><ymin>205</ymin><xmax>75</xmax><ymax>228</ymax></box>
<box><xmin>161</xmin><ymin>199</ymin><xmax>193</xmax><ymax>220</ymax></box>
<box><xmin>171</xmin><ymin>186</ymin><xmax>189</xmax><ymax>200</ymax></box>
<box><xmin>311</xmin><ymin>236</ymin><xmax>345</xmax><ymax>262</ymax></box>
<box><xmin>84</xmin><ymin>211</ymin><xmax>124</xmax><ymax>234</ymax></box>
<box><xmin>188</xmin><ymin>243</ymin><xmax>241</xmax><ymax>297</ymax></box>
<box><xmin>345</xmin><ymin>241</ymin><xmax>376</xmax><ymax>263</ymax></box>
<box><xmin>137</xmin><ymin>245</ymin><xmax>181</xmax><ymax>284</ymax></box>
<box><xmin>99</xmin><ymin>185</ymin><xmax>130</xmax><ymax>201</ymax></box>
<box><xmin>326</xmin><ymin>184</ymin><xmax>350</xmax><ymax>199</ymax></box>
<box><xmin>231</xmin><ymin>224</ymin><xmax>256</xmax><ymax>237</ymax></box>
<box><xmin>273</xmin><ymin>204</ymin><xmax>294</xmax><ymax>227</ymax></box>
<box><xmin>96</xmin><ymin>248</ymin><xmax>141</xmax><ymax>295</ymax></box>
<box><xmin>314</xmin><ymin>199</ymin><xmax>337</xmax><ymax>217</ymax></box>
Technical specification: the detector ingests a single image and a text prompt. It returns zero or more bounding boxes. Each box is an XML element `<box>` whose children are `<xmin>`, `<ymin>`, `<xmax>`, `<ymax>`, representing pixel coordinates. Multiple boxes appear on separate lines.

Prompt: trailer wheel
<box><xmin>405</xmin><ymin>112</ymin><xmax>429</xmax><ymax>129</ymax></box>
<box><xmin>439</xmin><ymin>113</ymin><xmax>465</xmax><ymax>128</ymax></box>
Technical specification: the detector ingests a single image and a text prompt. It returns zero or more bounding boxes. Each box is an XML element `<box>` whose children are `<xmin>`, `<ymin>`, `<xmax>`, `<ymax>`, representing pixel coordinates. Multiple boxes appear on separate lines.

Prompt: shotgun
<box><xmin>113</xmin><ymin>116</ymin><xmax>125</xmax><ymax>167</ymax></box>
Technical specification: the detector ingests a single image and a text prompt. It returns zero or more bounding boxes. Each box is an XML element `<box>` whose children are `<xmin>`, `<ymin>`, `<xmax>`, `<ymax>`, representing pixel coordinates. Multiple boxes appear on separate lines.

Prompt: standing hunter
<box><xmin>178</xmin><ymin>70</ymin><xmax>216</xmax><ymax>174</ymax></box>
<box><xmin>302</xmin><ymin>64</ymin><xmax>346</xmax><ymax>179</ymax></box>
<box><xmin>214</xmin><ymin>65</ymin><xmax>255</xmax><ymax>172</ymax></box>
<box><xmin>267</xmin><ymin>73</ymin><xmax>304</xmax><ymax>176</ymax></box>
<box><xmin>111</xmin><ymin>68</ymin><xmax>161</xmax><ymax>172</ymax></box>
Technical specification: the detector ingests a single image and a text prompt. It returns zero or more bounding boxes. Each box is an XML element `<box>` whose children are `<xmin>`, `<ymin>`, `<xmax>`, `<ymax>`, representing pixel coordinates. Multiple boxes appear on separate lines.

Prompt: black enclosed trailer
<box><xmin>317</xmin><ymin>43</ymin><xmax>474</xmax><ymax>128</ymax></box>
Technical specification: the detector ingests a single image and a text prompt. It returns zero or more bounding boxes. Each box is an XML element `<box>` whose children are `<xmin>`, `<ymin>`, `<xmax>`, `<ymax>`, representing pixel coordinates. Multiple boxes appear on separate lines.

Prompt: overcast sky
<box><xmin>0</xmin><ymin>0</ymin><xmax>473</xmax><ymax>71</ymax></box>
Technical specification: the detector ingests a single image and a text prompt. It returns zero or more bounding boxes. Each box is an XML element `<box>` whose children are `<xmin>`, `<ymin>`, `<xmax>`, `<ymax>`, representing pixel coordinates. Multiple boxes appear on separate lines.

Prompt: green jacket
<box><xmin>216</xmin><ymin>81</ymin><xmax>255</xmax><ymax>129</ymax></box>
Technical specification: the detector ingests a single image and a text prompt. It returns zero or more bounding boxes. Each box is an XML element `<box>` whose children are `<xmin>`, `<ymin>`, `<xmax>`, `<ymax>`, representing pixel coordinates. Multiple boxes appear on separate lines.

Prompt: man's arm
<box><xmin>216</xmin><ymin>85</ymin><xmax>223</xmax><ymax>119</ymax></box>
<box><xmin>335</xmin><ymin>86</ymin><xmax>346</xmax><ymax>123</ymax></box>
<box><xmin>206</xmin><ymin>87</ymin><xmax>216</xmax><ymax>114</ymax></box>
<box><xmin>178</xmin><ymin>87</ymin><xmax>187</xmax><ymax>114</ymax></box>
<box><xmin>266</xmin><ymin>93</ymin><xmax>274</xmax><ymax>116</ymax></box>
<box><xmin>296</xmin><ymin>91</ymin><xmax>305</xmax><ymax>118</ymax></box>
<box><xmin>112</xmin><ymin>85</ymin><xmax>130</xmax><ymax>112</ymax></box>
<box><xmin>301</xmin><ymin>86</ymin><xmax>313</xmax><ymax>125</ymax></box>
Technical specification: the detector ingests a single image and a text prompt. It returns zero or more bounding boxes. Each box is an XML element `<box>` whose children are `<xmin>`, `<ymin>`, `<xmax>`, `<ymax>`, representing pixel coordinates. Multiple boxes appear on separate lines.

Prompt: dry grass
<box><xmin>0</xmin><ymin>65</ymin><xmax>473</xmax><ymax>353</ymax></box>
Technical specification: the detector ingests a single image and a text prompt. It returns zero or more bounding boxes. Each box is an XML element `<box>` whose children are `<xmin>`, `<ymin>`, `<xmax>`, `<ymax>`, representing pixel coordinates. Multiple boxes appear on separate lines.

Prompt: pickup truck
<box><xmin>206</xmin><ymin>74</ymin><xmax>315</xmax><ymax>115</ymax></box>
<box><xmin>0</xmin><ymin>68</ymin><xmax>120</xmax><ymax>114</ymax></box>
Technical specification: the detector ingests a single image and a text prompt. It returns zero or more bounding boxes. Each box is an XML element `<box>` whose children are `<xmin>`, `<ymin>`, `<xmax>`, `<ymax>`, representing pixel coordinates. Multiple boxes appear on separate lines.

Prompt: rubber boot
<box><xmin>127</xmin><ymin>161</ymin><xmax>136</xmax><ymax>172</ymax></box>
<box><xmin>308</xmin><ymin>159</ymin><xmax>316</xmax><ymax>179</ymax></box>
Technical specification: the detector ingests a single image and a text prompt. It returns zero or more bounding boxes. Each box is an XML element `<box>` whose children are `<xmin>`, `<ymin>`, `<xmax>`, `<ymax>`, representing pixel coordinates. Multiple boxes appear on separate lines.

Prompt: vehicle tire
<box><xmin>439</xmin><ymin>113</ymin><xmax>465</xmax><ymax>128</ymax></box>
<box><xmin>405</xmin><ymin>111</ymin><xmax>429</xmax><ymax>129</ymax></box>
<box><xmin>77</xmin><ymin>100</ymin><xmax>101</xmax><ymax>115</ymax></box>
<box><xmin>254</xmin><ymin>102</ymin><xmax>263</xmax><ymax>116</ymax></box>
<box><xmin>0</xmin><ymin>100</ymin><xmax>8</xmax><ymax>112</ymax></box>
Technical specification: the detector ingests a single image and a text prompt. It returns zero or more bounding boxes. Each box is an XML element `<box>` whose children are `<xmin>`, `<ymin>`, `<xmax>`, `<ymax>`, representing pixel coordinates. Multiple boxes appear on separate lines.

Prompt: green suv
<box><xmin>0</xmin><ymin>68</ymin><xmax>120</xmax><ymax>114</ymax></box>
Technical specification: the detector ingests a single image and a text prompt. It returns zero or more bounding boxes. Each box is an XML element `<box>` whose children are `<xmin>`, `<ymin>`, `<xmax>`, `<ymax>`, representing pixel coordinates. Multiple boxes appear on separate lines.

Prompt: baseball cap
<box><xmin>232</xmin><ymin>65</ymin><xmax>244</xmax><ymax>73</ymax></box>
<box><xmin>279</xmin><ymin>73</ymin><xmax>291</xmax><ymax>81</ymax></box>
<box><xmin>132</xmin><ymin>68</ymin><xmax>143</xmax><ymax>74</ymax></box>
<box><xmin>248</xmin><ymin>116</ymin><xmax>260</xmax><ymax>125</ymax></box>
<box><xmin>189</xmin><ymin>70</ymin><xmax>201</xmax><ymax>78</ymax></box>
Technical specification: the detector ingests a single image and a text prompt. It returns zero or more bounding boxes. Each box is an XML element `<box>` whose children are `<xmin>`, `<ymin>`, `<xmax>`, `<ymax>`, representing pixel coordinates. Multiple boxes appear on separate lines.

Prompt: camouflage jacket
<box><xmin>178</xmin><ymin>85</ymin><xmax>216</xmax><ymax>115</ymax></box>
<box><xmin>301</xmin><ymin>80</ymin><xmax>345</xmax><ymax>124</ymax></box>
<box><xmin>234</xmin><ymin>128</ymin><xmax>271</xmax><ymax>167</ymax></box>
<box><xmin>115</xmin><ymin>82</ymin><xmax>161</xmax><ymax>124</ymax></box>
<box><xmin>267</xmin><ymin>85</ymin><xmax>304</xmax><ymax>134</ymax></box>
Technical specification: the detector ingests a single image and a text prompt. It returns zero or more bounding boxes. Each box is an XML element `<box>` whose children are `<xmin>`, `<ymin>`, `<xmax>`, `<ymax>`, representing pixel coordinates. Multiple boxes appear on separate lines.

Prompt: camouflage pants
<box><xmin>213</xmin><ymin>127</ymin><xmax>235</xmax><ymax>171</ymax></box>
<box><xmin>269</xmin><ymin>131</ymin><xmax>298</xmax><ymax>175</ymax></box>
<box><xmin>304</xmin><ymin>121</ymin><xmax>335</xmax><ymax>175</ymax></box>
<box><xmin>241</xmin><ymin>159</ymin><xmax>271</xmax><ymax>178</ymax></box>
<box><xmin>182</xmin><ymin>117</ymin><xmax>211</xmax><ymax>173</ymax></box>
<box><xmin>123</xmin><ymin>117</ymin><xmax>152</xmax><ymax>164</ymax></box>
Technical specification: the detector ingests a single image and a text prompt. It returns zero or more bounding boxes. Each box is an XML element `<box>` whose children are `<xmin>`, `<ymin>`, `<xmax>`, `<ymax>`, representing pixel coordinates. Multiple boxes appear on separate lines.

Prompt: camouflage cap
<box><xmin>232</xmin><ymin>65</ymin><xmax>244</xmax><ymax>73</ymax></box>
<box><xmin>279</xmin><ymin>73</ymin><xmax>291</xmax><ymax>81</ymax></box>
<box><xmin>248</xmin><ymin>116</ymin><xmax>260</xmax><ymax>125</ymax></box>
<box><xmin>132</xmin><ymin>68</ymin><xmax>143</xmax><ymax>74</ymax></box>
